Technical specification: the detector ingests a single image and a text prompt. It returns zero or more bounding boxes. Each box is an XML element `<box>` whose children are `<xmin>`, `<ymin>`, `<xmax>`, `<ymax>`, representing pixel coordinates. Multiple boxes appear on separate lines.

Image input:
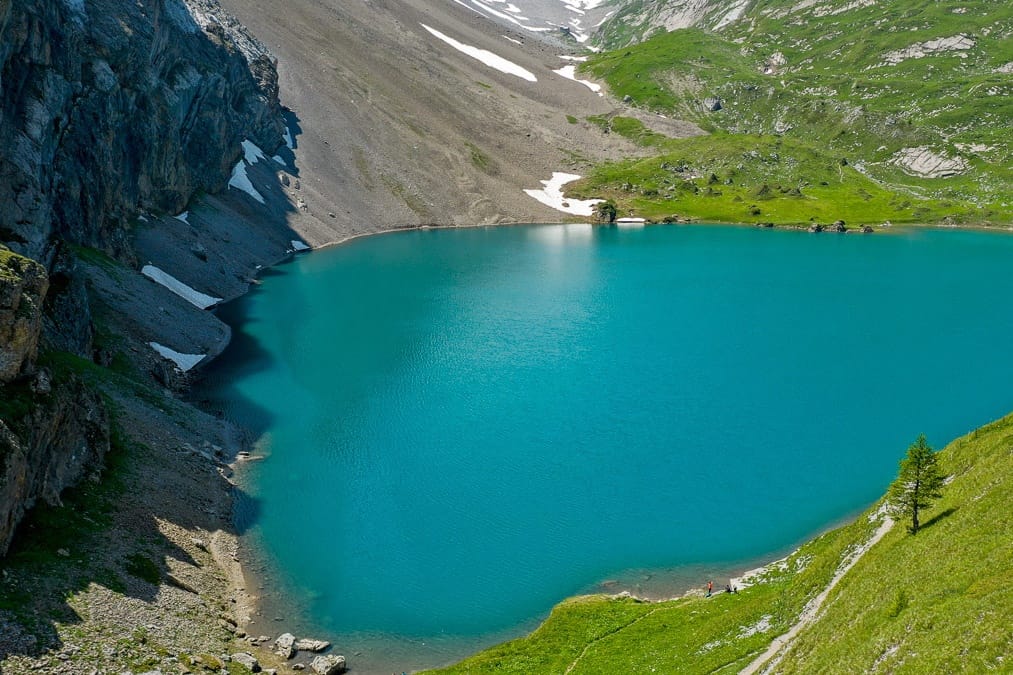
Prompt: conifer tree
<box><xmin>593</xmin><ymin>200</ymin><xmax>617</xmax><ymax>224</ymax></box>
<box><xmin>888</xmin><ymin>434</ymin><xmax>945</xmax><ymax>534</ymax></box>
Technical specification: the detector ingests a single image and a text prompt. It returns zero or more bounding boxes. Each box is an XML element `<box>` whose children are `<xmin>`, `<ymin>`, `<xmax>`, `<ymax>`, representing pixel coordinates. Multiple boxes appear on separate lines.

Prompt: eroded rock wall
<box><xmin>0</xmin><ymin>0</ymin><xmax>282</xmax><ymax>261</ymax></box>
<box><xmin>0</xmin><ymin>0</ymin><xmax>282</xmax><ymax>556</ymax></box>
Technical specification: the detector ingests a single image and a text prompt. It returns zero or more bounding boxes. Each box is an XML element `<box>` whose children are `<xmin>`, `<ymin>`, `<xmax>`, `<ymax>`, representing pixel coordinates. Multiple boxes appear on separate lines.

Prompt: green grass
<box><xmin>565</xmin><ymin>130</ymin><xmax>980</xmax><ymax>225</ymax></box>
<box><xmin>576</xmin><ymin>0</ymin><xmax>1013</xmax><ymax>225</ymax></box>
<box><xmin>429</xmin><ymin>413</ymin><xmax>1013</xmax><ymax>673</ymax></box>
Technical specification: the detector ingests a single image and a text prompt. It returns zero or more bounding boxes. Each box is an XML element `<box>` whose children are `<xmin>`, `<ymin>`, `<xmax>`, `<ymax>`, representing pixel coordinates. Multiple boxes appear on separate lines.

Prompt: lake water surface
<box><xmin>200</xmin><ymin>224</ymin><xmax>1013</xmax><ymax>672</ymax></box>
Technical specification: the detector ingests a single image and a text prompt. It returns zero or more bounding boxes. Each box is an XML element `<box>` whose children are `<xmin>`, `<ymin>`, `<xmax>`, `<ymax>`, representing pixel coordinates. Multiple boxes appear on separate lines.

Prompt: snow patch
<box><xmin>149</xmin><ymin>342</ymin><xmax>206</xmax><ymax>372</ymax></box>
<box><xmin>141</xmin><ymin>265</ymin><xmax>222</xmax><ymax>309</ymax></box>
<box><xmin>241</xmin><ymin>139</ymin><xmax>266</xmax><ymax>164</ymax></box>
<box><xmin>422</xmin><ymin>24</ymin><xmax>537</xmax><ymax>82</ymax></box>
<box><xmin>283</xmin><ymin>125</ymin><xmax>294</xmax><ymax>149</ymax></box>
<box><xmin>272</xmin><ymin>155</ymin><xmax>286</xmax><ymax>165</ymax></box>
<box><xmin>291</xmin><ymin>240</ymin><xmax>311</xmax><ymax>252</ymax></box>
<box><xmin>502</xmin><ymin>35</ymin><xmax>523</xmax><ymax>45</ymax></box>
<box><xmin>616</xmin><ymin>217</ymin><xmax>646</xmax><ymax>226</ymax></box>
<box><xmin>174</xmin><ymin>211</ymin><xmax>190</xmax><ymax>224</ymax></box>
<box><xmin>228</xmin><ymin>161</ymin><xmax>266</xmax><ymax>203</ymax></box>
<box><xmin>524</xmin><ymin>172</ymin><xmax>603</xmax><ymax>216</ymax></box>
<box><xmin>552</xmin><ymin>65</ymin><xmax>602</xmax><ymax>94</ymax></box>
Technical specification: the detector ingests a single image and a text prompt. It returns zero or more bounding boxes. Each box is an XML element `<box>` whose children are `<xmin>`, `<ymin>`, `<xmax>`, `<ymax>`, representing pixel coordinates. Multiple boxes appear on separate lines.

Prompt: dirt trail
<box><xmin>739</xmin><ymin>516</ymin><xmax>896</xmax><ymax>675</ymax></box>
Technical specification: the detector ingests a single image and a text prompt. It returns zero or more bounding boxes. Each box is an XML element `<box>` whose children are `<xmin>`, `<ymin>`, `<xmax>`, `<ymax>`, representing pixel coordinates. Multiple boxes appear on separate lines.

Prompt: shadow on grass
<box><xmin>919</xmin><ymin>507</ymin><xmax>958</xmax><ymax>532</ymax></box>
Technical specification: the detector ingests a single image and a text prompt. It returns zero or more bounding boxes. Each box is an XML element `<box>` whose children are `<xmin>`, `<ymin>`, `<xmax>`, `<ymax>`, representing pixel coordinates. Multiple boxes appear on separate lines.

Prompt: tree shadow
<box><xmin>920</xmin><ymin>506</ymin><xmax>958</xmax><ymax>532</ymax></box>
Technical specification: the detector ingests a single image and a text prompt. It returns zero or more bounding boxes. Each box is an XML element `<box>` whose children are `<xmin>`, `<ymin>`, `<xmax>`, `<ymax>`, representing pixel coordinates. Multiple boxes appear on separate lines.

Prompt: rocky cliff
<box><xmin>0</xmin><ymin>0</ymin><xmax>283</xmax><ymax>556</ymax></box>
<box><xmin>0</xmin><ymin>0</ymin><xmax>282</xmax><ymax>262</ymax></box>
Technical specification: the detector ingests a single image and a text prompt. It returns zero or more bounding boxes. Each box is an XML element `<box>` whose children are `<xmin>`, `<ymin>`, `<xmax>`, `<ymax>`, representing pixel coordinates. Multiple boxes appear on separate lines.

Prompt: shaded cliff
<box><xmin>0</xmin><ymin>0</ymin><xmax>283</xmax><ymax>556</ymax></box>
<box><xmin>0</xmin><ymin>0</ymin><xmax>282</xmax><ymax>262</ymax></box>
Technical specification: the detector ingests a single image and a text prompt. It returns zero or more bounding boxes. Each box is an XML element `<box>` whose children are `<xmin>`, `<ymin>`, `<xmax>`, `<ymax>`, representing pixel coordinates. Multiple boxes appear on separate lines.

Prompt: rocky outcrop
<box><xmin>881</xmin><ymin>34</ymin><xmax>976</xmax><ymax>66</ymax></box>
<box><xmin>0</xmin><ymin>372</ymin><xmax>110</xmax><ymax>555</ymax></box>
<box><xmin>891</xmin><ymin>147</ymin><xmax>969</xmax><ymax>178</ymax></box>
<box><xmin>0</xmin><ymin>246</ymin><xmax>48</xmax><ymax>383</ymax></box>
<box><xmin>0</xmin><ymin>0</ymin><xmax>283</xmax><ymax>261</ymax></box>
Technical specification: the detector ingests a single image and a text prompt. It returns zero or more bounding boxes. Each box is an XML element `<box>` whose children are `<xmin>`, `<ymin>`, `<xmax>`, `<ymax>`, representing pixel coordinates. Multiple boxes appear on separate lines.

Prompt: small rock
<box><xmin>57</xmin><ymin>548</ymin><xmax>70</xmax><ymax>557</ymax></box>
<box><xmin>231</xmin><ymin>653</ymin><xmax>260</xmax><ymax>672</ymax></box>
<box><xmin>862</xmin><ymin>225</ymin><xmax>875</xmax><ymax>233</ymax></box>
<box><xmin>280</xmin><ymin>173</ymin><xmax>290</xmax><ymax>187</ymax></box>
<box><xmin>622</xmin><ymin>94</ymin><xmax>632</xmax><ymax>103</ymax></box>
<box><xmin>191</xmin><ymin>538</ymin><xmax>208</xmax><ymax>551</ymax></box>
<box><xmin>310</xmin><ymin>655</ymin><xmax>346</xmax><ymax>675</ymax></box>
<box><xmin>31</xmin><ymin>369</ymin><xmax>52</xmax><ymax>395</ymax></box>
<box><xmin>294</xmin><ymin>638</ymin><xmax>331</xmax><ymax>653</ymax></box>
<box><xmin>292</xmin><ymin>665</ymin><xmax>306</xmax><ymax>672</ymax></box>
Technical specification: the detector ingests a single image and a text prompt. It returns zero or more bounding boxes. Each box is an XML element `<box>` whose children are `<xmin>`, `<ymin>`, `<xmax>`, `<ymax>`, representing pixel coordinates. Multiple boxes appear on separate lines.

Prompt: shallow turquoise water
<box><xmin>202</xmin><ymin>224</ymin><xmax>1013</xmax><ymax>669</ymax></box>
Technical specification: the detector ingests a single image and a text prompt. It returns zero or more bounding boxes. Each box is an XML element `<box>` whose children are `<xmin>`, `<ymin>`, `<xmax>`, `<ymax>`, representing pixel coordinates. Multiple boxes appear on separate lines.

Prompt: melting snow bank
<box><xmin>228</xmin><ymin>161</ymin><xmax>265</xmax><ymax>203</ymax></box>
<box><xmin>241</xmin><ymin>139</ymin><xmax>266</xmax><ymax>164</ymax></box>
<box><xmin>421</xmin><ymin>24</ymin><xmax>537</xmax><ymax>82</ymax></box>
<box><xmin>524</xmin><ymin>172</ymin><xmax>603</xmax><ymax>216</ymax></box>
<box><xmin>141</xmin><ymin>265</ymin><xmax>223</xmax><ymax>309</ymax></box>
<box><xmin>552</xmin><ymin>64</ymin><xmax>602</xmax><ymax>94</ymax></box>
<box><xmin>228</xmin><ymin>138</ymin><xmax>268</xmax><ymax>203</ymax></box>
<box><xmin>149</xmin><ymin>342</ymin><xmax>206</xmax><ymax>372</ymax></box>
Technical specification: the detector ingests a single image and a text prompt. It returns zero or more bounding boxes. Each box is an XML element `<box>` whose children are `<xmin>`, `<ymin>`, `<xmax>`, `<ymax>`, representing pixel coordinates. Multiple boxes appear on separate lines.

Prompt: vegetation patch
<box><xmin>578</xmin><ymin>0</ymin><xmax>1012</xmax><ymax>225</ymax></box>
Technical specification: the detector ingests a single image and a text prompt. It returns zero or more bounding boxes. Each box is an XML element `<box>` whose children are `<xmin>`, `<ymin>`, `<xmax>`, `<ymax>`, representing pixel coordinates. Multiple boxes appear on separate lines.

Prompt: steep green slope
<box><xmin>774</xmin><ymin>416</ymin><xmax>1013</xmax><ymax>672</ymax></box>
<box><xmin>571</xmin><ymin>0</ymin><xmax>1012</xmax><ymax>225</ymax></box>
<box><xmin>429</xmin><ymin>414</ymin><xmax>1013</xmax><ymax>673</ymax></box>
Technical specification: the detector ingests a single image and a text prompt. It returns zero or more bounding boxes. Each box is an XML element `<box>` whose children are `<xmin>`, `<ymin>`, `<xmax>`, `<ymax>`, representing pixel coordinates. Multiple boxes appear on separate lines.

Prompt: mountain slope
<box><xmin>571</xmin><ymin>0</ymin><xmax>1012</xmax><ymax>225</ymax></box>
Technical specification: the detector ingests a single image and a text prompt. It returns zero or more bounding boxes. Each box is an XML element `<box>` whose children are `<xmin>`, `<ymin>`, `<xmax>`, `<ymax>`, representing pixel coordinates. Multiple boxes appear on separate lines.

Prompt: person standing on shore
<box><xmin>707</xmin><ymin>580</ymin><xmax>713</xmax><ymax>597</ymax></box>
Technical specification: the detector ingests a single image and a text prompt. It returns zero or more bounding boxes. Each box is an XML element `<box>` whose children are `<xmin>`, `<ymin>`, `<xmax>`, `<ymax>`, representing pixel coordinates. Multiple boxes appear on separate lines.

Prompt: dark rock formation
<box><xmin>0</xmin><ymin>372</ymin><xmax>110</xmax><ymax>555</ymax></box>
<box><xmin>0</xmin><ymin>0</ymin><xmax>282</xmax><ymax>558</ymax></box>
<box><xmin>0</xmin><ymin>0</ymin><xmax>283</xmax><ymax>261</ymax></box>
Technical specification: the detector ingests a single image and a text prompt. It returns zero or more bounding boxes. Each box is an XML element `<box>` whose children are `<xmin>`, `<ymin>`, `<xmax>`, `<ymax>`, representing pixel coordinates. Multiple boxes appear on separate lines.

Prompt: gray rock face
<box><xmin>0</xmin><ymin>374</ymin><xmax>110</xmax><ymax>555</ymax></box>
<box><xmin>310</xmin><ymin>655</ymin><xmax>347</xmax><ymax>675</ymax></box>
<box><xmin>0</xmin><ymin>0</ymin><xmax>282</xmax><ymax>261</ymax></box>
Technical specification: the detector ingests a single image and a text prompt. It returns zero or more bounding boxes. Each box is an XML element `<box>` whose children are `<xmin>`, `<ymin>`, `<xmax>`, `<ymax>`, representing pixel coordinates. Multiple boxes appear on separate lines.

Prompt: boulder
<box><xmin>274</xmin><ymin>632</ymin><xmax>296</xmax><ymax>659</ymax></box>
<box><xmin>231</xmin><ymin>653</ymin><xmax>261</xmax><ymax>672</ymax></box>
<box><xmin>830</xmin><ymin>220</ymin><xmax>847</xmax><ymax>233</ymax></box>
<box><xmin>310</xmin><ymin>654</ymin><xmax>347</xmax><ymax>675</ymax></box>
<box><xmin>295</xmin><ymin>638</ymin><xmax>331</xmax><ymax>653</ymax></box>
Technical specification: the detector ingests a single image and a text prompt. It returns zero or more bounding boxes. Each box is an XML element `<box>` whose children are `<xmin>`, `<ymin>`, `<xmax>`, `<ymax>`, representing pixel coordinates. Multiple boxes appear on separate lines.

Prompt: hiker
<box><xmin>707</xmin><ymin>580</ymin><xmax>713</xmax><ymax>597</ymax></box>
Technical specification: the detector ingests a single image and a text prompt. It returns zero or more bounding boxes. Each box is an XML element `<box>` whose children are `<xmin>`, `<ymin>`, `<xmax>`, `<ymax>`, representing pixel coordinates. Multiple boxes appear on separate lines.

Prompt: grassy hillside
<box><xmin>569</xmin><ymin>0</ymin><xmax>1012</xmax><ymax>225</ymax></box>
<box><xmin>428</xmin><ymin>414</ymin><xmax>1013</xmax><ymax>673</ymax></box>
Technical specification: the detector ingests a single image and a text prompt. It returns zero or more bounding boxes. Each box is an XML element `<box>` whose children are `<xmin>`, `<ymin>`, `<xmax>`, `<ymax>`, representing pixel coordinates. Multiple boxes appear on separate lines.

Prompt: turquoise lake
<box><xmin>200</xmin><ymin>224</ymin><xmax>1013</xmax><ymax>671</ymax></box>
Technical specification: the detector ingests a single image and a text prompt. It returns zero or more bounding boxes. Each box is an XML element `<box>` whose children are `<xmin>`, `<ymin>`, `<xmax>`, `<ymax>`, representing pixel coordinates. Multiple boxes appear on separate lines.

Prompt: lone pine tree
<box><xmin>888</xmin><ymin>434</ymin><xmax>945</xmax><ymax>534</ymax></box>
